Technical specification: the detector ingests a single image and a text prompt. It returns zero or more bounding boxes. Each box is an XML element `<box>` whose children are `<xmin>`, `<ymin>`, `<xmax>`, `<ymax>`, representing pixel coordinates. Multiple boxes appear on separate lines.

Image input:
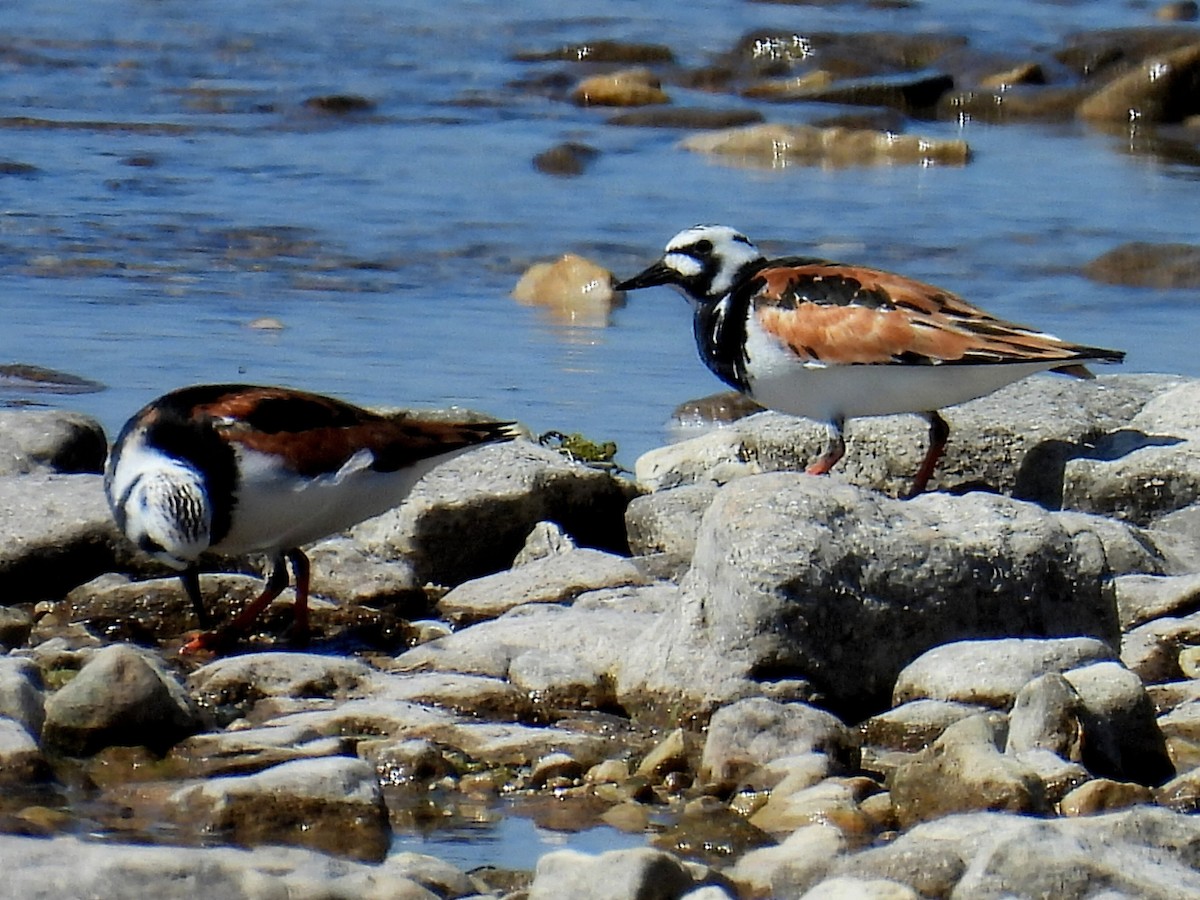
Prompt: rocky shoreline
<box><xmin>0</xmin><ymin>372</ymin><xmax>1199</xmax><ymax>898</ymax></box>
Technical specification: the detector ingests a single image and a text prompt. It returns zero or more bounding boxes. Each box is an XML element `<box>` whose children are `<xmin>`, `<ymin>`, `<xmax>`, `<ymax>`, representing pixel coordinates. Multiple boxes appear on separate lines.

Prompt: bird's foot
<box><xmin>180</xmin><ymin>627</ymin><xmax>239</xmax><ymax>655</ymax></box>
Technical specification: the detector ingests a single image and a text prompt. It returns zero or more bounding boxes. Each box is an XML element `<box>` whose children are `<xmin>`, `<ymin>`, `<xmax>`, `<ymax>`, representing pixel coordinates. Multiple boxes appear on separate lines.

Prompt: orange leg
<box><xmin>286</xmin><ymin>548</ymin><xmax>311</xmax><ymax>645</ymax></box>
<box><xmin>905</xmin><ymin>411</ymin><xmax>950</xmax><ymax>498</ymax></box>
<box><xmin>806</xmin><ymin>417</ymin><xmax>846</xmax><ymax>476</ymax></box>
<box><xmin>182</xmin><ymin>552</ymin><xmax>290</xmax><ymax>653</ymax></box>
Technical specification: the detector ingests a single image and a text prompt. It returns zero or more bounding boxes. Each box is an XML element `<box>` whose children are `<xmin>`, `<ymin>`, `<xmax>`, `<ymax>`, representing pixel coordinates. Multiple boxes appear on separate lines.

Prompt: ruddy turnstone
<box><xmin>105</xmin><ymin>384</ymin><xmax>518</xmax><ymax>650</ymax></box>
<box><xmin>617</xmin><ymin>225</ymin><xmax>1125</xmax><ymax>495</ymax></box>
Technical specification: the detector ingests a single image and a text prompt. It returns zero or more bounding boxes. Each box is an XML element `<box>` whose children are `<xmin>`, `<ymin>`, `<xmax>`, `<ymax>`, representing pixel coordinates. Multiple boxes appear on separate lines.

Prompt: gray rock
<box><xmin>167</xmin><ymin>756</ymin><xmax>389</xmax><ymax>863</ymax></box>
<box><xmin>1010</xmin><ymin>747</ymin><xmax>1091</xmax><ymax>804</ymax></box>
<box><xmin>0</xmin><ymin>716</ymin><xmax>47</xmax><ymax>784</ymax></box>
<box><xmin>1147</xmin><ymin>502</ymin><xmax>1200</xmax><ymax>572</ymax></box>
<box><xmin>951</xmin><ymin>806</ymin><xmax>1200</xmax><ymax>898</ymax></box>
<box><xmin>1155</xmin><ymin>763</ymin><xmax>1200</xmax><ymax>812</ymax></box>
<box><xmin>188</xmin><ymin>651</ymin><xmax>378</xmax><ymax>716</ymax></box>
<box><xmin>1148</xmin><ymin>678</ymin><xmax>1200</xmax><ymax>715</ymax></box>
<box><xmin>0</xmin><ymin>409</ymin><xmax>106</xmax><ymax>476</ymax></box>
<box><xmin>634</xmin><ymin>375</ymin><xmax>1174</xmax><ymax>502</ymax></box>
<box><xmin>361</xmin><ymin>738</ymin><xmax>454</xmax><ymax>786</ymax></box>
<box><xmin>636</xmin><ymin>727</ymin><xmax>690</xmax><ymax>781</ymax></box>
<box><xmin>508</xmin><ymin>647</ymin><xmax>615</xmax><ymax>713</ymax></box>
<box><xmin>1054</xmin><ymin>510</ymin><xmax>1167</xmax><ymax>578</ymax></box>
<box><xmin>350</xmin><ymin>441</ymin><xmax>636</xmax><ymax>586</ymax></box>
<box><xmin>893</xmin><ymin>637</ymin><xmax>1116</xmax><ymax>708</ymax></box>
<box><xmin>265</xmin><ymin>697</ymin><xmax>459</xmax><ymax>742</ymax></box>
<box><xmin>1120</xmin><ymin>610</ymin><xmax>1200</xmax><ymax>682</ymax></box>
<box><xmin>0</xmin><ymin>656</ymin><xmax>45</xmax><ymax>737</ymax></box>
<box><xmin>0</xmin><ymin>834</ymin><xmax>444</xmax><ymax>900</ymax></box>
<box><xmin>624</xmin><ymin>484</ymin><xmax>719</xmax><ymax>560</ymax></box>
<box><xmin>1113</xmin><ymin>572</ymin><xmax>1200</xmax><ymax>631</ymax></box>
<box><xmin>1079</xmin><ymin>42</ymin><xmax>1200</xmax><ymax>124</ymax></box>
<box><xmin>1060</xmin><ymin>777</ymin><xmax>1154</xmax><ymax>816</ymax></box>
<box><xmin>1065</xmin><ymin>381</ymin><xmax>1200</xmax><ymax>525</ymax></box>
<box><xmin>632</xmin><ymin>476</ymin><xmax>1120</xmax><ymax>716</ymax></box>
<box><xmin>59</xmin><ymin>572</ymin><xmax>263</xmax><ymax>645</ymax></box>
<box><xmin>396</xmin><ymin>589</ymin><xmax>672</xmax><ymax>686</ymax></box>
<box><xmin>832</xmin><ymin>806</ymin><xmax>1200</xmax><ymax>898</ymax></box>
<box><xmin>0</xmin><ymin>474</ymin><xmax>131</xmax><ymax>602</ymax></box>
<box><xmin>371</xmin><ymin>671</ymin><xmax>535</xmax><ymax>720</ymax></box>
<box><xmin>749</xmin><ymin>776</ymin><xmax>876</xmax><ymax>837</ymax></box>
<box><xmin>513</xmin><ymin>520</ymin><xmax>577</xmax><ymax>566</ymax></box>
<box><xmin>1004</xmin><ymin>672</ymin><xmax>1084</xmax><ymax>759</ymax></box>
<box><xmin>800</xmin><ymin>877</ymin><xmax>920</xmax><ymax>900</ymax></box>
<box><xmin>1063</xmin><ymin>661</ymin><xmax>1175</xmax><ymax>785</ymax></box>
<box><xmin>890</xmin><ymin>715</ymin><xmax>1048</xmax><ymax>828</ymax></box>
<box><xmin>437</xmin><ymin>720</ymin><xmax>614</xmax><ymax>769</ymax></box>
<box><xmin>679</xmin><ymin>122</ymin><xmax>969</xmax><ymax>168</ymax></box>
<box><xmin>437</xmin><ymin>548</ymin><xmax>649</xmax><ymax>626</ymax></box>
<box><xmin>1084</xmin><ymin>242</ymin><xmax>1200</xmax><ymax>290</ymax></box>
<box><xmin>384</xmin><ymin>851</ymin><xmax>478</xmax><ymax>898</ymax></box>
<box><xmin>862</xmin><ymin>700</ymin><xmax>990</xmax><ymax>753</ymax></box>
<box><xmin>680</xmin><ymin>888</ymin><xmax>737</xmax><ymax>900</ymax></box>
<box><xmin>169</xmin><ymin>723</ymin><xmax>351</xmax><ymax>778</ymax></box>
<box><xmin>827</xmin><ymin>829</ymin><xmax>969</xmax><ymax>897</ymax></box>
<box><xmin>530</xmin><ymin>750</ymin><xmax>586</xmax><ymax>787</ymax></box>
<box><xmin>304</xmin><ymin>536</ymin><xmax>421</xmax><ymax>605</ymax></box>
<box><xmin>0</xmin><ymin>605</ymin><xmax>33</xmax><ymax>648</ymax></box>
<box><xmin>1157</xmin><ymin>699</ymin><xmax>1200</xmax><ymax>764</ymax></box>
<box><xmin>699</xmin><ymin>698</ymin><xmax>857</xmax><ymax>784</ymax></box>
<box><xmin>42</xmin><ymin>643</ymin><xmax>202</xmax><ymax>755</ymax></box>
<box><xmin>727</xmin><ymin>824</ymin><xmax>847</xmax><ymax>899</ymax></box>
<box><xmin>528</xmin><ymin>847</ymin><xmax>698</xmax><ymax>900</ymax></box>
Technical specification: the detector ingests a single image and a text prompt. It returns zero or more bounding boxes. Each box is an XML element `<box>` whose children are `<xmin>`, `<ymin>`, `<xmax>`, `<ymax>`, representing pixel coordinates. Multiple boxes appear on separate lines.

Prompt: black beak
<box><xmin>615</xmin><ymin>260</ymin><xmax>677</xmax><ymax>292</ymax></box>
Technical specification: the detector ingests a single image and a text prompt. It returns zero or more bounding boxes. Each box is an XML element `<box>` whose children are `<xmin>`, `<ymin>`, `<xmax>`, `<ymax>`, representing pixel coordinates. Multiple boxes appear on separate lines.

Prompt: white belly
<box><xmin>745</xmin><ymin>348</ymin><xmax>1066</xmax><ymax>425</ymax></box>
<box><xmin>213</xmin><ymin>446</ymin><xmax>469</xmax><ymax>555</ymax></box>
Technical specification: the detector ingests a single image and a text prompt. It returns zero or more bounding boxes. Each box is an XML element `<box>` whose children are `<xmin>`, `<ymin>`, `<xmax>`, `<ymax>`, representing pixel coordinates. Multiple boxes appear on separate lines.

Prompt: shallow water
<box><xmin>4</xmin><ymin>0</ymin><xmax>1198</xmax><ymax>469</ymax></box>
<box><xmin>3</xmin><ymin>0</ymin><xmax>1200</xmax><ymax>871</ymax></box>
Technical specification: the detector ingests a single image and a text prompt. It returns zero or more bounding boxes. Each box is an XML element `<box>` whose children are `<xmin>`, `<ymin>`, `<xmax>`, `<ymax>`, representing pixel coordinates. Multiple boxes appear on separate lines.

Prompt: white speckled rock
<box><xmin>0</xmin><ymin>409</ymin><xmax>106</xmax><ymax>476</ymax></box>
<box><xmin>349</xmin><ymin>440</ymin><xmax>636</xmax><ymax>586</ymax></box>
<box><xmin>700</xmin><ymin>697</ymin><xmax>856</xmax><ymax>784</ymax></box>
<box><xmin>42</xmin><ymin>643</ymin><xmax>202</xmax><ymax>755</ymax></box>
<box><xmin>829</xmin><ymin>806</ymin><xmax>1200</xmax><ymax>897</ymax></box>
<box><xmin>437</xmin><ymin>547</ymin><xmax>649</xmax><ymax>626</ymax></box>
<box><xmin>1065</xmin><ymin>380</ymin><xmax>1200</xmax><ymax>525</ymax></box>
<box><xmin>893</xmin><ymin>637</ymin><xmax>1116</xmax><ymax>708</ymax></box>
<box><xmin>635</xmin><ymin>375</ymin><xmax>1176</xmax><ymax>501</ymax></box>
<box><xmin>528</xmin><ymin>847</ymin><xmax>698</xmax><ymax>900</ymax></box>
<box><xmin>629</xmin><ymin>476</ymin><xmax>1121</xmax><ymax>716</ymax></box>
<box><xmin>0</xmin><ymin>833</ymin><xmax>445</xmax><ymax>899</ymax></box>
<box><xmin>727</xmin><ymin>824</ymin><xmax>847</xmax><ymax>898</ymax></box>
<box><xmin>0</xmin><ymin>656</ymin><xmax>45</xmax><ymax>737</ymax></box>
<box><xmin>167</xmin><ymin>756</ymin><xmax>389</xmax><ymax>862</ymax></box>
<box><xmin>0</xmin><ymin>474</ymin><xmax>130</xmax><ymax>602</ymax></box>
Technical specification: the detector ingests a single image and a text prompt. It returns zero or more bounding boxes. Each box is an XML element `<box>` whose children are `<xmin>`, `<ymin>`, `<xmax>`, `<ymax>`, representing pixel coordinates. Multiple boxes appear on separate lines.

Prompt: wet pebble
<box><xmin>680</xmin><ymin>122</ymin><xmax>971</xmax><ymax>168</ymax></box>
<box><xmin>532</xmin><ymin>141</ymin><xmax>598</xmax><ymax>176</ymax></box>
<box><xmin>571</xmin><ymin>68</ymin><xmax>670</xmax><ymax>106</ymax></box>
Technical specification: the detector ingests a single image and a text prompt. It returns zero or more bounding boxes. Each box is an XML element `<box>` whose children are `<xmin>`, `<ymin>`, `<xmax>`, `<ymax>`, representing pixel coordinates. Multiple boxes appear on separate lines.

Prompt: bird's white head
<box><xmin>105</xmin><ymin>438</ymin><xmax>212</xmax><ymax>570</ymax></box>
<box><xmin>616</xmin><ymin>225</ymin><xmax>765</xmax><ymax>305</ymax></box>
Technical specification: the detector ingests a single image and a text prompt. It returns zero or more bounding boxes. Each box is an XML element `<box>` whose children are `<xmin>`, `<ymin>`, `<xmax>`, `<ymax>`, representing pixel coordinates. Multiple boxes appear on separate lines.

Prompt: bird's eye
<box><xmin>694</xmin><ymin>240</ymin><xmax>713</xmax><ymax>256</ymax></box>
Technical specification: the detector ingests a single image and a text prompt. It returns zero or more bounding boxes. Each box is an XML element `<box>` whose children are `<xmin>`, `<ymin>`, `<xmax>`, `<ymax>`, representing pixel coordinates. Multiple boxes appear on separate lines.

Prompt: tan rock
<box><xmin>889</xmin><ymin>715</ymin><xmax>1048</xmax><ymax>829</ymax></box>
<box><xmin>1079</xmin><ymin>42</ymin><xmax>1200</xmax><ymax>124</ymax></box>
<box><xmin>571</xmin><ymin>68</ymin><xmax>669</xmax><ymax>107</ymax></box>
<box><xmin>635</xmin><ymin>727</ymin><xmax>690</xmax><ymax>781</ymax></box>
<box><xmin>1060</xmin><ymin>778</ymin><xmax>1154</xmax><ymax>816</ymax></box>
<box><xmin>681</xmin><ymin>122</ymin><xmax>970</xmax><ymax>168</ymax></box>
<box><xmin>512</xmin><ymin>253</ymin><xmax>622</xmax><ymax>326</ymax></box>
